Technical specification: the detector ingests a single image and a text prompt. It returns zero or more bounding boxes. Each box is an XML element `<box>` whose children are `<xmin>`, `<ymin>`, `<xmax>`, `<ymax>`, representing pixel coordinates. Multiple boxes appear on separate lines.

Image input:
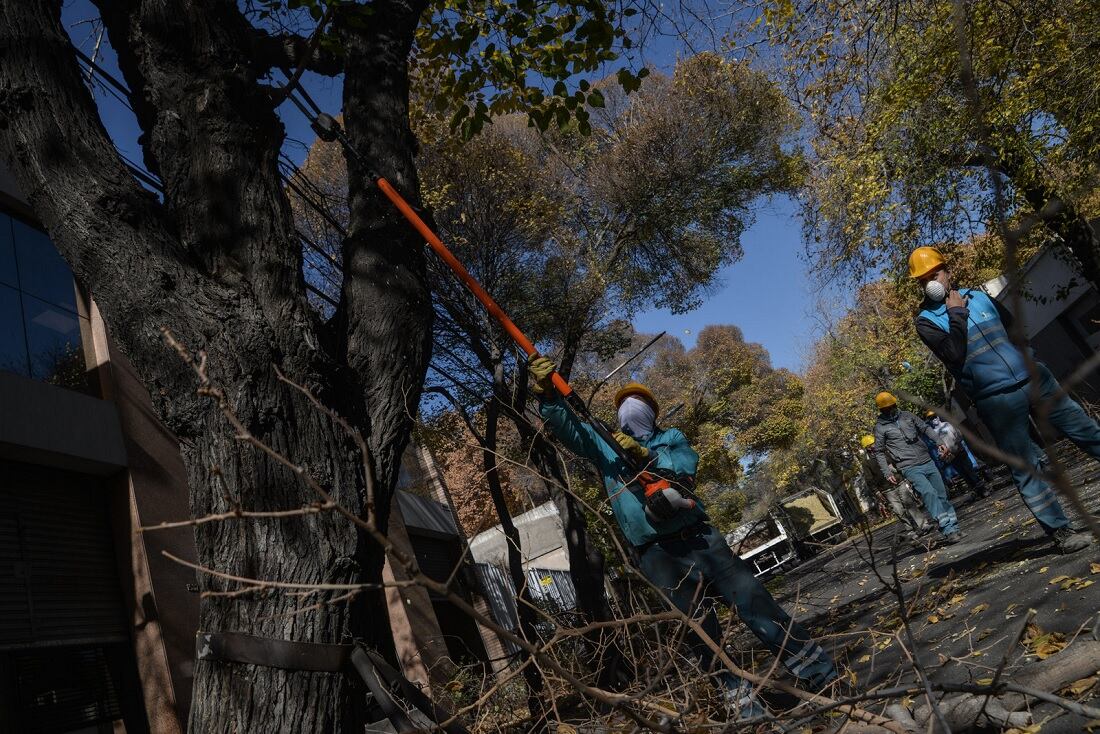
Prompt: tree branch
<box><xmin>251</xmin><ymin>27</ymin><xmax>343</xmax><ymax>78</ymax></box>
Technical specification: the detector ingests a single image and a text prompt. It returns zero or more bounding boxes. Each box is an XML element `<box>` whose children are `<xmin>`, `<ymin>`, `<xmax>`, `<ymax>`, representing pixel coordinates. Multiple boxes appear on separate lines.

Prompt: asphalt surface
<box><xmin>734</xmin><ymin>443</ymin><xmax>1100</xmax><ymax>732</ymax></box>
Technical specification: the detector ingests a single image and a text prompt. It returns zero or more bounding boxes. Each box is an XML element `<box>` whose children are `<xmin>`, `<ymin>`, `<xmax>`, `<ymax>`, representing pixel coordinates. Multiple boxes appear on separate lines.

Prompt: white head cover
<box><xmin>618</xmin><ymin>395</ymin><xmax>656</xmax><ymax>440</ymax></box>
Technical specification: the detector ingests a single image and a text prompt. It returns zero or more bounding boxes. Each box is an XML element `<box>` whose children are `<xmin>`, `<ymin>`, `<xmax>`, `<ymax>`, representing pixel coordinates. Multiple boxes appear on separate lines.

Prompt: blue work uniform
<box><xmin>917</xmin><ymin>288</ymin><xmax>1100</xmax><ymax>532</ymax></box>
<box><xmin>539</xmin><ymin>395</ymin><xmax>837</xmax><ymax>691</ymax></box>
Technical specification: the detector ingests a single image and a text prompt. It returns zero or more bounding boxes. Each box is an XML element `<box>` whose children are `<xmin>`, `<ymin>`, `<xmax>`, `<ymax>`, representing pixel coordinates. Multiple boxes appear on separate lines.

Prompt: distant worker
<box><xmin>871</xmin><ymin>392</ymin><xmax>963</xmax><ymax>545</ymax></box>
<box><xmin>859</xmin><ymin>435</ymin><xmax>933</xmax><ymax>541</ymax></box>
<box><xmin>923</xmin><ymin>410</ymin><xmax>989</xmax><ymax>500</ymax></box>
<box><xmin>909</xmin><ymin>246</ymin><xmax>1094</xmax><ymax>553</ymax></box>
<box><xmin>528</xmin><ymin>357</ymin><xmax>837</xmax><ymax>718</ymax></box>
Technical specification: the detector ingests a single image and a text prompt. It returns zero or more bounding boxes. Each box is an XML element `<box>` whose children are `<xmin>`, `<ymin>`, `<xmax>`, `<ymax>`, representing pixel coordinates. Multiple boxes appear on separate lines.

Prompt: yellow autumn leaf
<box><xmin>1049</xmin><ymin>575</ymin><xmax>1070</xmax><ymax>585</ymax></box>
<box><xmin>857</xmin><ymin>654</ymin><xmax>871</xmax><ymax>663</ymax></box>
<box><xmin>1034</xmin><ymin>636</ymin><xmax>1068</xmax><ymax>659</ymax></box>
<box><xmin>1004</xmin><ymin>725</ymin><xmax>1042</xmax><ymax>734</ymax></box>
<box><xmin>1059</xmin><ymin>675</ymin><xmax>1099</xmax><ymax>697</ymax></box>
<box><xmin>1039</xmin><ymin>566</ymin><xmax>1049</xmax><ymax>573</ymax></box>
<box><xmin>970</xmin><ymin>603</ymin><xmax>989</xmax><ymax>615</ymax></box>
<box><xmin>928</xmin><ymin>614</ymin><xmax>940</xmax><ymax>624</ymax></box>
<box><xmin>976</xmin><ymin>677</ymin><xmax>994</xmax><ymax>686</ymax></box>
<box><xmin>1090</xmin><ymin>562</ymin><xmax>1100</xmax><ymax>575</ymax></box>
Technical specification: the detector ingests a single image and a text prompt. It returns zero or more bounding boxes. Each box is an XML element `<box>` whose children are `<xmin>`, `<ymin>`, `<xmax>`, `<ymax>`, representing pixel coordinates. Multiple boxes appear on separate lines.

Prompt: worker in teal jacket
<box><xmin>529</xmin><ymin>357</ymin><xmax>837</xmax><ymax>717</ymax></box>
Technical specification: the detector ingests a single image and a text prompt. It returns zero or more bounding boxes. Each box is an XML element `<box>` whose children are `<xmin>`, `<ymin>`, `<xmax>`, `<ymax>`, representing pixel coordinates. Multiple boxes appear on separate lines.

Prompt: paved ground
<box><xmin>738</xmin><ymin>444</ymin><xmax>1100</xmax><ymax>731</ymax></box>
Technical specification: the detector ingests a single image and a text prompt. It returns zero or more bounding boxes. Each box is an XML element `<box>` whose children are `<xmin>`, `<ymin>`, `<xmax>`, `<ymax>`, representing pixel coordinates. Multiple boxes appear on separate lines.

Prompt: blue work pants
<box><xmin>899</xmin><ymin>460</ymin><xmax>959</xmax><ymax>534</ymax></box>
<box><xmin>975</xmin><ymin>364</ymin><xmax>1100</xmax><ymax>532</ymax></box>
<box><xmin>637</xmin><ymin>524</ymin><xmax>836</xmax><ymax>692</ymax></box>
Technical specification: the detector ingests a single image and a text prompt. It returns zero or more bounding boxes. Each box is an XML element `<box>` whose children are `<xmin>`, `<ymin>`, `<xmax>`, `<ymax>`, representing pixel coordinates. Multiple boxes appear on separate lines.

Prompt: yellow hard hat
<box><xmin>875</xmin><ymin>391</ymin><xmax>897</xmax><ymax>409</ymax></box>
<box><xmin>908</xmin><ymin>247</ymin><xmax>945</xmax><ymax>279</ymax></box>
<box><xmin>860</xmin><ymin>435</ymin><xmax>875</xmax><ymax>448</ymax></box>
<box><xmin>614</xmin><ymin>382</ymin><xmax>659</xmax><ymax>416</ymax></box>
<box><xmin>925</xmin><ymin>409</ymin><xmax>936</xmax><ymax>418</ymax></box>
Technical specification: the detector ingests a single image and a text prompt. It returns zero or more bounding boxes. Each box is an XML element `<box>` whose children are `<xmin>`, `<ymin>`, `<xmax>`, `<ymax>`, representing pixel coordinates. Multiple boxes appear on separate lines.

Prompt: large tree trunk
<box><xmin>180</xmin><ymin>326</ymin><xmax>386</xmax><ymax>732</ymax></box>
<box><xmin>0</xmin><ymin>2</ymin><xmax>432</xmax><ymax>732</ymax></box>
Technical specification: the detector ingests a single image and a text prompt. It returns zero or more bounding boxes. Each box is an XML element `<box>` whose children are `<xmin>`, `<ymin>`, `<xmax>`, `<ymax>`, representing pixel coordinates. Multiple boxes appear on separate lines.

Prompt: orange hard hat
<box><xmin>614</xmin><ymin>382</ymin><xmax>659</xmax><ymax>415</ymax></box>
<box><xmin>875</xmin><ymin>392</ymin><xmax>898</xmax><ymax>409</ymax></box>
<box><xmin>908</xmin><ymin>247</ymin><xmax>946</xmax><ymax>279</ymax></box>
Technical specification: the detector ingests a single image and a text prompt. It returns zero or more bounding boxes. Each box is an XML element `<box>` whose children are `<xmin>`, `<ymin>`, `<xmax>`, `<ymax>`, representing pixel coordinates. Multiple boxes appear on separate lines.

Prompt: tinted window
<box><xmin>0</xmin><ymin>284</ymin><xmax>29</xmax><ymax>377</ymax></box>
<box><xmin>13</xmin><ymin>218</ymin><xmax>78</xmax><ymax>314</ymax></box>
<box><xmin>22</xmin><ymin>294</ymin><xmax>89</xmax><ymax>392</ymax></box>
<box><xmin>0</xmin><ymin>214</ymin><xmax>15</xmax><ymax>289</ymax></box>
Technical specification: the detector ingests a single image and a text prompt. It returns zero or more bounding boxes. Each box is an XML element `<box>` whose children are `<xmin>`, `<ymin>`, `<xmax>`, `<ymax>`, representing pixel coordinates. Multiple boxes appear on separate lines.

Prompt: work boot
<box><xmin>942</xmin><ymin>530</ymin><xmax>964</xmax><ymax>545</ymax></box>
<box><xmin>721</xmin><ymin>681</ymin><xmax>768</xmax><ymax>722</ymax></box>
<box><xmin>1052</xmin><ymin>527</ymin><xmax>1093</xmax><ymax>554</ymax></box>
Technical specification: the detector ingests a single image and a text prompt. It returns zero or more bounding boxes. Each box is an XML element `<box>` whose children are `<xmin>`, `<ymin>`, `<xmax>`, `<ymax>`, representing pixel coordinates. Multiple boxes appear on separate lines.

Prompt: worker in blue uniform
<box><xmin>528</xmin><ymin>357</ymin><xmax>837</xmax><ymax>718</ymax></box>
<box><xmin>909</xmin><ymin>246</ymin><xmax>1094</xmax><ymax>553</ymax></box>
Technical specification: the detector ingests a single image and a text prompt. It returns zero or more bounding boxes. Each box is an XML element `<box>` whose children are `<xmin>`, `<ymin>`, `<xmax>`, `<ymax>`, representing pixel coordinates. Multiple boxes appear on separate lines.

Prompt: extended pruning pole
<box><xmin>374</xmin><ymin>178</ymin><xmax>572</xmax><ymax>398</ymax></box>
<box><xmin>295</xmin><ymin>104</ymin><xmax>637</xmax><ymax>467</ymax></box>
<box><xmin>373</xmin><ymin>178</ymin><xmax>637</xmax><ymax>458</ymax></box>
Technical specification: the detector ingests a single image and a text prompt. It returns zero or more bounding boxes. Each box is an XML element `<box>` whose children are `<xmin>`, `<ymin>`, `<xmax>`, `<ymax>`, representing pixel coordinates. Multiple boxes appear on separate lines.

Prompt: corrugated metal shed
<box><xmin>472</xmin><ymin>563</ymin><xmax>580</xmax><ymax>655</ymax></box>
<box><xmin>525</xmin><ymin>568</ymin><xmax>577</xmax><ymax>614</ymax></box>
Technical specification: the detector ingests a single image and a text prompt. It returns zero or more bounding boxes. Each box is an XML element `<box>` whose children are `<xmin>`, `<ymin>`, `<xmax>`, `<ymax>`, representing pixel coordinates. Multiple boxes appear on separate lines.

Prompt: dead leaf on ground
<box><xmin>1023</xmin><ymin>622</ymin><xmax>1068</xmax><ymax>659</ymax></box>
<box><xmin>1090</xmin><ymin>562</ymin><xmax>1100</xmax><ymax>575</ymax></box>
<box><xmin>1049</xmin><ymin>575</ymin><xmax>1094</xmax><ymax>591</ymax></box>
<box><xmin>856</xmin><ymin>654</ymin><xmax>871</xmax><ymax>664</ymax></box>
<box><xmin>1004</xmin><ymin>725</ymin><xmax>1042</xmax><ymax>734</ymax></box>
<box><xmin>970</xmin><ymin>603</ymin><xmax>989</xmax><ymax>615</ymax></box>
<box><xmin>1059</xmin><ymin>674</ymin><xmax>1099</xmax><ymax>698</ymax></box>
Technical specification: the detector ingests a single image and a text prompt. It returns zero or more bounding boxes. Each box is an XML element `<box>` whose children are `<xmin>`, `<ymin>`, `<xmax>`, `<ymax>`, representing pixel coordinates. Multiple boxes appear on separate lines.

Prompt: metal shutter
<box><xmin>15</xmin><ymin>645</ymin><xmax>124</xmax><ymax>733</ymax></box>
<box><xmin>0</xmin><ymin>462</ymin><xmax>127</xmax><ymax>648</ymax></box>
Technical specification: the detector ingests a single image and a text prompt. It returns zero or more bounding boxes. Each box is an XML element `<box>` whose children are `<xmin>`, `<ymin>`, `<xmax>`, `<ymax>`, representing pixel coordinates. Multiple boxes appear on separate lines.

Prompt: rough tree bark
<box><xmin>0</xmin><ymin>1</ymin><xmax>431</xmax><ymax>731</ymax></box>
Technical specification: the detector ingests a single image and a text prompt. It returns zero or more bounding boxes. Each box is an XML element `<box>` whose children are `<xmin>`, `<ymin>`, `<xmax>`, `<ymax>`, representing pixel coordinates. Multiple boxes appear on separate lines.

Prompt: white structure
<box><xmin>467</xmin><ymin>501</ymin><xmax>570</xmax><ymax>571</ymax></box>
<box><xmin>983</xmin><ymin>245</ymin><xmax>1100</xmax><ymax>402</ymax></box>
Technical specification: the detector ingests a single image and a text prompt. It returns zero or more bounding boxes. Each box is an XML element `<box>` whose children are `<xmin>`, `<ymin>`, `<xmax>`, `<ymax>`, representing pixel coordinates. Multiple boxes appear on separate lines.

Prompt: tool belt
<box><xmin>196</xmin><ymin>631</ymin><xmax>469</xmax><ymax>734</ymax></box>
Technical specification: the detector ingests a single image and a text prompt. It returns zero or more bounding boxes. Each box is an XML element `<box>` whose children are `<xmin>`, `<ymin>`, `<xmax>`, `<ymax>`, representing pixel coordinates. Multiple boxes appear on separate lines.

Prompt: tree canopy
<box><xmin>762</xmin><ymin>0</ymin><xmax>1100</xmax><ymax>286</ymax></box>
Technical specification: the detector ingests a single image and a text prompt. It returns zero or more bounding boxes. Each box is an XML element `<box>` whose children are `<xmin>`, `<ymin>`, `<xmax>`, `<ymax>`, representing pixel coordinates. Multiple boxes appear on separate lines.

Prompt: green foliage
<box><xmin>252</xmin><ymin>0</ymin><xmax>644</xmax><ymax>138</ymax></box>
<box><xmin>760</xmin><ymin>0</ymin><xmax>1100</xmax><ymax>283</ymax></box>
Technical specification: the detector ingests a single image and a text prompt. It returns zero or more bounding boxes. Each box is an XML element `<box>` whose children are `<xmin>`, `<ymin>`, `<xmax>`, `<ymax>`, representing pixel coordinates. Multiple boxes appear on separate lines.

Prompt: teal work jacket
<box><xmin>539</xmin><ymin>395</ymin><xmax>709</xmax><ymax>546</ymax></box>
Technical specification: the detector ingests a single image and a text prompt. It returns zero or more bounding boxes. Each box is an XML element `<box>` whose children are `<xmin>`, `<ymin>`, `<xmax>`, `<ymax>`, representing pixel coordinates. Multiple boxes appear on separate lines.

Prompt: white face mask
<box><xmin>618</xmin><ymin>396</ymin><xmax>656</xmax><ymax>440</ymax></box>
<box><xmin>925</xmin><ymin>280</ymin><xmax>946</xmax><ymax>302</ymax></box>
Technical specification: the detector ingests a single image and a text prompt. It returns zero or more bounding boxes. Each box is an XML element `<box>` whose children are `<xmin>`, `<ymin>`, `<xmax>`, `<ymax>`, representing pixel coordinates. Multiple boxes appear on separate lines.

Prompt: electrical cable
<box><xmin>73</xmin><ymin>47</ymin><xmax>352</xmax><ymax>303</ymax></box>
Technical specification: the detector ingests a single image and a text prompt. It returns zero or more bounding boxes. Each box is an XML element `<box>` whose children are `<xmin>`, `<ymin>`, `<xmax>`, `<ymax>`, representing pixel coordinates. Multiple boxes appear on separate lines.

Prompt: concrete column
<box><xmin>88</xmin><ymin>301</ymin><xmax>199</xmax><ymax>732</ymax></box>
<box><xmin>383</xmin><ymin>505</ymin><xmax>453</xmax><ymax>691</ymax></box>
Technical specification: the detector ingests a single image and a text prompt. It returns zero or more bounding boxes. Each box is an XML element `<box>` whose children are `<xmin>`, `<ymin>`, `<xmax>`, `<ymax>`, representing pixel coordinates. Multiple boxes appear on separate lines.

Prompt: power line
<box><xmin>72</xmin><ymin>46</ymin><xmax>351</xmax><ymax>298</ymax></box>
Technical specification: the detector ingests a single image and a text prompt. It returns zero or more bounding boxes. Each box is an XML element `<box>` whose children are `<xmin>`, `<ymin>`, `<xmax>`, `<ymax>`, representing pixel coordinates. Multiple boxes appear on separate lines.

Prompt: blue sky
<box><xmin>62</xmin><ymin>2</ymin><xmax>825</xmax><ymax>374</ymax></box>
<box><xmin>633</xmin><ymin>195</ymin><xmax>820</xmax><ymax>372</ymax></box>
